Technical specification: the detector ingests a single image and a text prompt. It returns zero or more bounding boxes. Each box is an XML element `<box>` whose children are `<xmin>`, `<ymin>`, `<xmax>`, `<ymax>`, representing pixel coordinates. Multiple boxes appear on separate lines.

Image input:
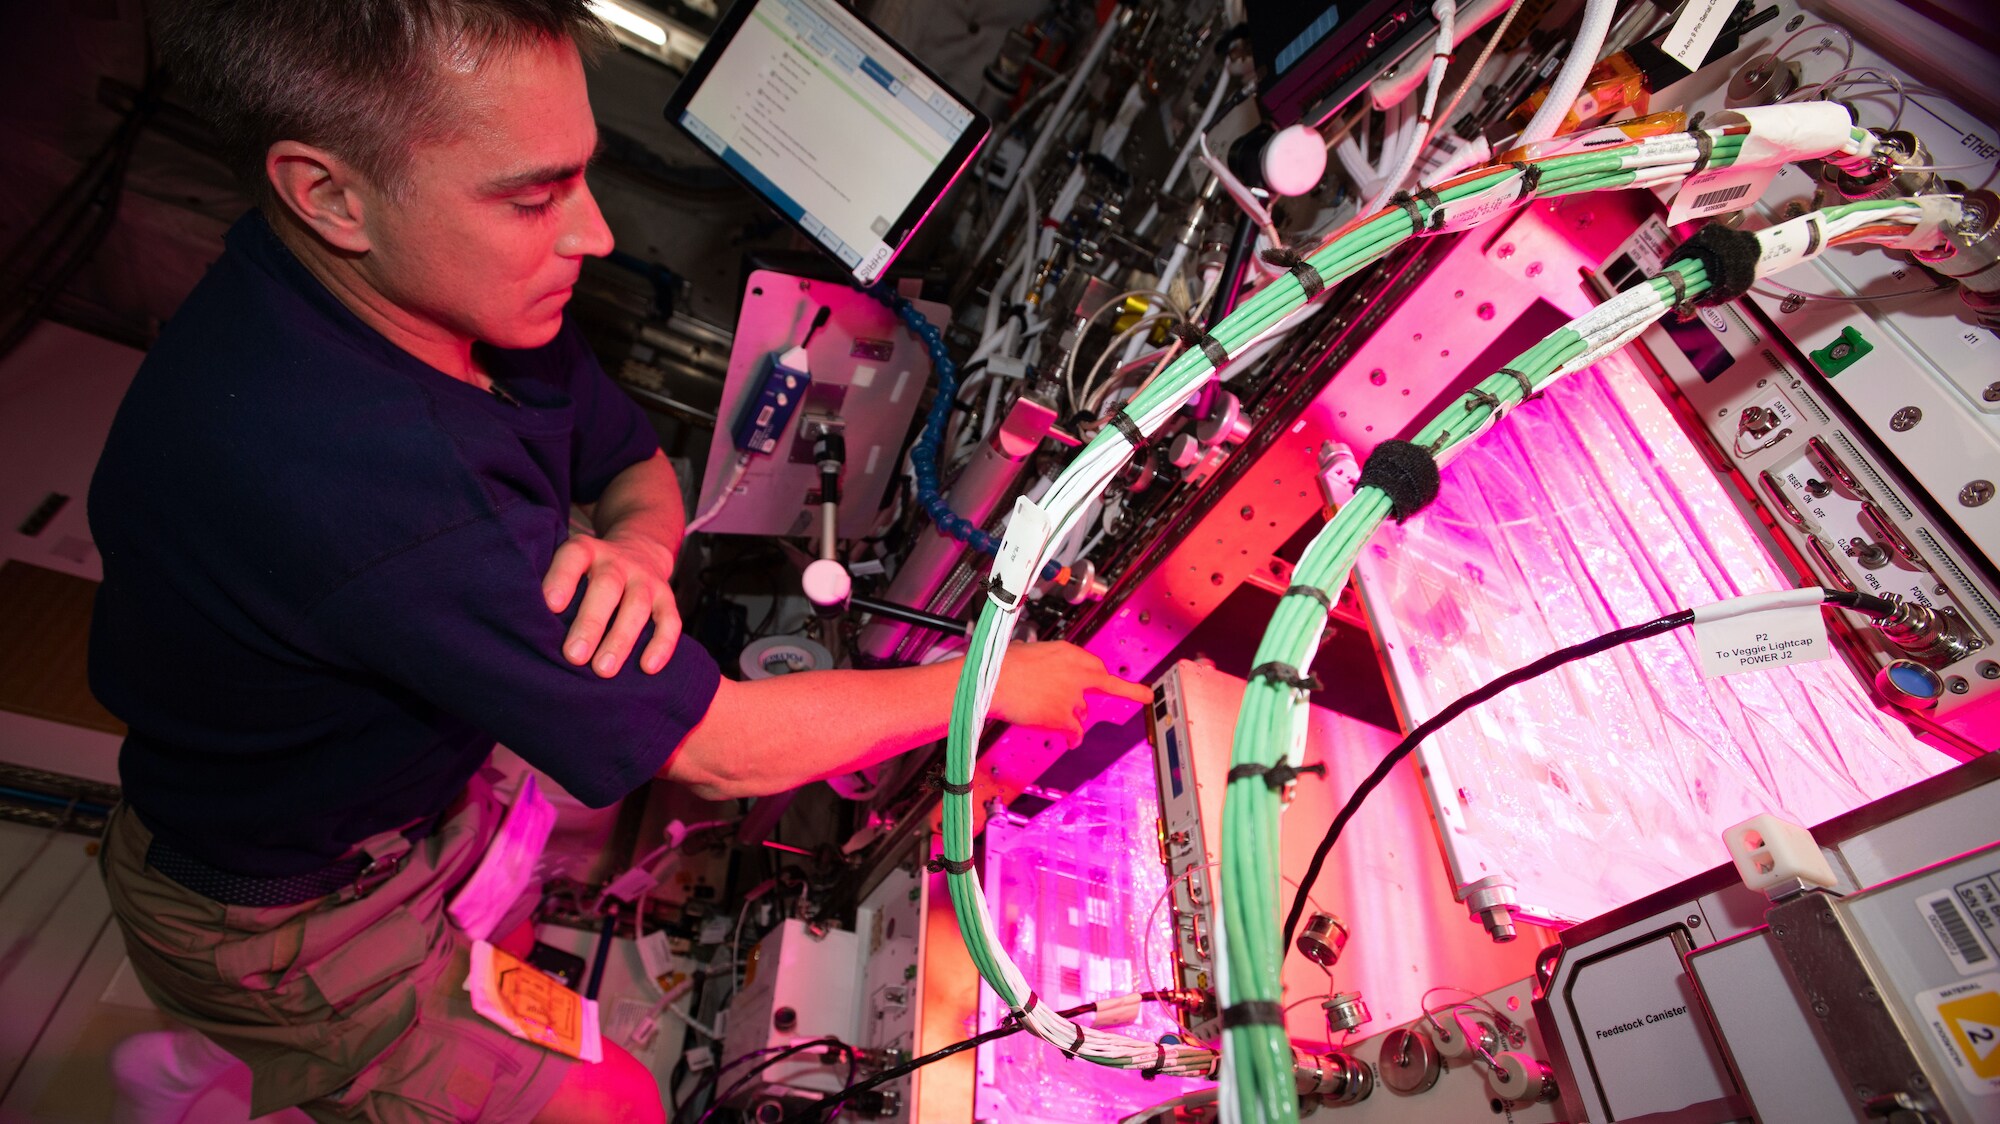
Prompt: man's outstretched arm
<box><xmin>659</xmin><ymin>642</ymin><xmax>1149</xmax><ymax>799</ymax></box>
<box><xmin>544</xmin><ymin>450</ymin><xmax>686</xmax><ymax>678</ymax></box>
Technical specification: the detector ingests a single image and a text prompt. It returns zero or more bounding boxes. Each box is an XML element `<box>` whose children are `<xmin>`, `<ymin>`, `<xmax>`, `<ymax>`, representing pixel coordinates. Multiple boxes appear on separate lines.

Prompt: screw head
<box><xmin>1524</xmin><ymin>261</ymin><xmax>1544</xmax><ymax>278</ymax></box>
<box><xmin>1948</xmin><ymin>676</ymin><xmax>1970</xmax><ymax>695</ymax></box>
<box><xmin>1978</xmin><ymin>661</ymin><xmax>1998</xmax><ymax>680</ymax></box>
<box><xmin>1478</xmin><ymin>302</ymin><xmax>1496</xmax><ymax>320</ymax></box>
<box><xmin>1984</xmin><ymin>381</ymin><xmax>2000</xmax><ymax>402</ymax></box>
<box><xmin>1781</xmin><ymin>293</ymin><xmax>1806</xmax><ymax>314</ymax></box>
<box><xmin>1369</xmin><ymin>368</ymin><xmax>1387</xmax><ymax>385</ymax></box>
<box><xmin>1830</xmin><ymin>343</ymin><xmax>1853</xmax><ymax>360</ymax></box>
<box><xmin>1496</xmin><ymin>243</ymin><xmax>1515</xmax><ymax>259</ymax></box>
<box><xmin>1962</xmin><ymin>480</ymin><xmax>1996</xmax><ymax>507</ymax></box>
<box><xmin>1890</xmin><ymin>406</ymin><xmax>1922</xmax><ymax>431</ymax></box>
<box><xmin>1686</xmin><ymin>914</ymin><xmax>1703</xmax><ymax>928</ymax></box>
<box><xmin>1240</xmin><ymin>505</ymin><xmax>1254</xmax><ymax>520</ymax></box>
<box><xmin>1786</xmin><ymin>13</ymin><xmax>1805</xmax><ymax>30</ymax></box>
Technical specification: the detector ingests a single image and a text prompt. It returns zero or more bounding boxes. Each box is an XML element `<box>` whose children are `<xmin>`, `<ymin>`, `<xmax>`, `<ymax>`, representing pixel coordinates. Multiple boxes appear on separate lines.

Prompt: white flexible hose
<box><xmin>684</xmin><ymin>454</ymin><xmax>751</xmax><ymax>536</ymax></box>
<box><xmin>1365</xmin><ymin>0</ymin><xmax>1457</xmax><ymax>213</ymax></box>
<box><xmin>973</xmin><ymin>14</ymin><xmax>1121</xmax><ymax>264</ymax></box>
<box><xmin>1519</xmin><ymin>0</ymin><xmax>1615</xmax><ymax>143</ymax></box>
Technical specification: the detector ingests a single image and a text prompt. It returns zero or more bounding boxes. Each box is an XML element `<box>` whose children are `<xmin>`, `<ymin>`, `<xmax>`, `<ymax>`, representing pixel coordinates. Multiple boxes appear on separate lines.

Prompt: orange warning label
<box><xmin>1941</xmin><ymin>988</ymin><xmax>2000</xmax><ymax>1080</ymax></box>
<box><xmin>1920</xmin><ymin>973</ymin><xmax>2000</xmax><ymax>1097</ymax></box>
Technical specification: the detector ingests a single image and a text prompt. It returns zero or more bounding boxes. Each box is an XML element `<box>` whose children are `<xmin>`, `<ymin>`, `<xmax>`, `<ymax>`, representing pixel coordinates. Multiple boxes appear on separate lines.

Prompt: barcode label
<box><xmin>1666</xmin><ymin>165</ymin><xmax>1776</xmax><ymax>224</ymax></box>
<box><xmin>1926</xmin><ymin>892</ymin><xmax>1995</xmax><ymax>975</ymax></box>
<box><xmin>1692</xmin><ymin>183</ymin><xmax>1752</xmax><ymax>210</ymax></box>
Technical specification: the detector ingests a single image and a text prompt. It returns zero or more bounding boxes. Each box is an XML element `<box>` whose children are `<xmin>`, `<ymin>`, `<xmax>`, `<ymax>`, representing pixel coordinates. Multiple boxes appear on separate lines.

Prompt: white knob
<box><xmin>1261</xmin><ymin>123</ymin><xmax>1328</xmax><ymax>197</ymax></box>
<box><xmin>802</xmin><ymin>558</ymin><xmax>851</xmax><ymax>609</ymax></box>
<box><xmin>1493</xmin><ymin>1051</ymin><xmax>1555</xmax><ymax>1106</ymax></box>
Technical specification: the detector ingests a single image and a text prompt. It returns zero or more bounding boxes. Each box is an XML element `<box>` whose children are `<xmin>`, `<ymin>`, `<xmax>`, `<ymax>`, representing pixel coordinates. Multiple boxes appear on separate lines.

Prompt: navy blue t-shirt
<box><xmin>88</xmin><ymin>211</ymin><xmax>721</xmax><ymax>876</ymax></box>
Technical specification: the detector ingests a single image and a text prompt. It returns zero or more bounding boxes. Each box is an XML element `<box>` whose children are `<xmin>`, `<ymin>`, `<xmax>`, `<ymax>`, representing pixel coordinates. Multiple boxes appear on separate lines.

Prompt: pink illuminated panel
<box><xmin>976</xmin><ymin>742</ymin><xmax>1201</xmax><ymax>1123</ymax></box>
<box><xmin>1355</xmin><ymin>351</ymin><xmax>1951</xmax><ymax>925</ymax></box>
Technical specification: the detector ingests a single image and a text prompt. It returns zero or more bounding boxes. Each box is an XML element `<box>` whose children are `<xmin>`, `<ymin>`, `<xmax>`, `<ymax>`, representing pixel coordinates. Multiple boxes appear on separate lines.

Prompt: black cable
<box><xmin>1278</xmin><ymin>607</ymin><xmax>1695</xmax><ymax>952</ymax></box>
<box><xmin>697</xmin><ymin>1036</ymin><xmax>854</xmax><ymax>1124</ymax></box>
<box><xmin>848</xmin><ymin>594</ymin><xmax>967</xmax><ymax>636</ymax></box>
<box><xmin>786</xmin><ymin>993</ymin><xmax>1188</xmax><ymax>1122</ymax></box>
<box><xmin>1280</xmin><ymin>588</ymin><xmax>1897</xmax><ymax>953</ymax></box>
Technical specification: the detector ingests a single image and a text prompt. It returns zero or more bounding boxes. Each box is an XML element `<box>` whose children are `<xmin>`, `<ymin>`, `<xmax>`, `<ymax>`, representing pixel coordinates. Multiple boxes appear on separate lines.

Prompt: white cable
<box><xmin>1366</xmin><ymin>0</ymin><xmax>1457</xmax><ymax>214</ymax></box>
<box><xmin>1138</xmin><ymin>76</ymin><xmax>1241</xmax><ymax>236</ymax></box>
<box><xmin>684</xmin><ymin>454</ymin><xmax>751</xmax><ymax>535</ymax></box>
<box><xmin>1518</xmin><ymin>0</ymin><xmax>1615</xmax><ymax>143</ymax></box>
<box><xmin>1199</xmin><ymin>134</ymin><xmax>1284</xmax><ymax>250</ymax></box>
<box><xmin>974</xmin><ymin>14</ymin><xmax>1121</xmax><ymax>264</ymax></box>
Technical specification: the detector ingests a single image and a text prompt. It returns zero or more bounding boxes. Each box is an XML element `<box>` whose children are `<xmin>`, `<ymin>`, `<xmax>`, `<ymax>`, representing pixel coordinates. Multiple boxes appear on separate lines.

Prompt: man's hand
<box><xmin>543</xmin><ymin>530</ymin><xmax>681</xmax><ymax>677</ymax></box>
<box><xmin>988</xmin><ymin>641</ymin><xmax>1151</xmax><ymax>746</ymax></box>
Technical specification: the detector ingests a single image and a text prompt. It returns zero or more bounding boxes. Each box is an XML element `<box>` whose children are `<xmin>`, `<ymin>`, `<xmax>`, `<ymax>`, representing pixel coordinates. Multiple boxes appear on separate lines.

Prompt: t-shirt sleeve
<box><xmin>307</xmin><ymin>503</ymin><xmax>720</xmax><ymax>807</ymax></box>
<box><xmin>554</xmin><ymin>321</ymin><xmax>661</xmax><ymax>504</ymax></box>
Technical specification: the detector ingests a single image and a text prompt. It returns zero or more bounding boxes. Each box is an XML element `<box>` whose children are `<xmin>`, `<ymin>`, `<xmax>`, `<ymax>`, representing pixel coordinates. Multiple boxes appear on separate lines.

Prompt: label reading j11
<box><xmin>1692</xmin><ymin>603</ymin><xmax>1829</xmax><ymax>679</ymax></box>
<box><xmin>1666</xmin><ymin>165</ymin><xmax>1778</xmax><ymax>225</ymax></box>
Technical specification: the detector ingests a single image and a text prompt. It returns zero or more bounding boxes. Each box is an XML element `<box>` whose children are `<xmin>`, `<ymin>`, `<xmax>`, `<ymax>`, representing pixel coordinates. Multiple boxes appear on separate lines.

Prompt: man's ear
<box><xmin>265</xmin><ymin>141</ymin><xmax>373</xmax><ymax>254</ymax></box>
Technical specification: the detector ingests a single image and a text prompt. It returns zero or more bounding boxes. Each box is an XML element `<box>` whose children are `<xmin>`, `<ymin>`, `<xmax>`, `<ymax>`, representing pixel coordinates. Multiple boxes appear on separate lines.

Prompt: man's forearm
<box><xmin>589</xmin><ymin>450</ymin><xmax>685</xmax><ymax>550</ymax></box>
<box><xmin>661</xmin><ymin>662</ymin><xmax>967</xmax><ymax>799</ymax></box>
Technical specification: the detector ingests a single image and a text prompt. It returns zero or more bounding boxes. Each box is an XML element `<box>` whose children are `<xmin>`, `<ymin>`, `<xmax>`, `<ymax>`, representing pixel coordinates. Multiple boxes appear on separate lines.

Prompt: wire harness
<box><xmin>930</xmin><ymin>107</ymin><xmax>1915</xmax><ymax>1112</ymax></box>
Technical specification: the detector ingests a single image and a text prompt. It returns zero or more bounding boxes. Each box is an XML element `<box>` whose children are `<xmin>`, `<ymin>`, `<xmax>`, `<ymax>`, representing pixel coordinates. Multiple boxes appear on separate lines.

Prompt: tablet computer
<box><xmin>665</xmin><ymin>0</ymin><xmax>989</xmax><ymax>285</ymax></box>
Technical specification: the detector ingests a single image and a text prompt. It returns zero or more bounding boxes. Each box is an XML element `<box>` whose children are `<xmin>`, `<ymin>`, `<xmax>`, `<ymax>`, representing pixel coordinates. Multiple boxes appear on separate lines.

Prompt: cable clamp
<box><xmin>1690</xmin><ymin>129</ymin><xmax>1715</xmax><ymax>173</ymax></box>
<box><xmin>923</xmin><ymin>767</ymin><xmax>973</xmax><ymax>796</ymax></box>
<box><xmin>1258</xmin><ymin>246</ymin><xmax>1327</xmax><ymax>298</ymax></box>
<box><xmin>1250</xmin><ymin>661</ymin><xmax>1323</xmax><ymax>693</ymax></box>
<box><xmin>1168</xmin><ymin>322</ymin><xmax>1230</xmax><ymax>368</ymax></box>
<box><xmin>1496</xmin><ymin>366</ymin><xmax>1539</xmax><ymax>402</ymax></box>
<box><xmin>1221</xmin><ymin>1000</ymin><xmax>1285</xmax><ymax>1029</ymax></box>
<box><xmin>1282</xmin><ymin>584</ymin><xmax>1333</xmax><ymax>612</ymax></box>
<box><xmin>1106</xmin><ymin>408</ymin><xmax>1146</xmax><ymax>449</ymax></box>
<box><xmin>1509</xmin><ymin>161</ymin><xmax>1543</xmax><ymax>204</ymax></box>
<box><xmin>1140</xmin><ymin>1043</ymin><xmax>1168</xmax><ymax>1080</ymax></box>
<box><xmin>1663</xmin><ymin>268</ymin><xmax>1695</xmax><ymax>321</ymax></box>
<box><xmin>1227</xmin><ymin>760</ymin><xmax>1328</xmax><ymax>791</ymax></box>
<box><xmin>926</xmin><ymin>855</ymin><xmax>976</xmax><ymax>876</ymax></box>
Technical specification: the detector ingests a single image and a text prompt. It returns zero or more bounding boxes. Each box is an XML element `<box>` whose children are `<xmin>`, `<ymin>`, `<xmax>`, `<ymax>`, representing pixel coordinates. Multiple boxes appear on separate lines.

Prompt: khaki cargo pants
<box><xmin>100</xmin><ymin>776</ymin><xmax>573</xmax><ymax>1123</ymax></box>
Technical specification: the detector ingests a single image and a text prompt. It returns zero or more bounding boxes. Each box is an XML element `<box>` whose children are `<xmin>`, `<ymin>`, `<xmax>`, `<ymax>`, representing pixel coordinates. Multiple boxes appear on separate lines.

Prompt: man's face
<box><xmin>356</xmin><ymin>36</ymin><xmax>612</xmax><ymax>351</ymax></box>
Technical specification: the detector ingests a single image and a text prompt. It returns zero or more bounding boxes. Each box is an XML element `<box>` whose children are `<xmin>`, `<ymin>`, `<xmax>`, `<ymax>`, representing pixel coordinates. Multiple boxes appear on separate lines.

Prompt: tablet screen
<box><xmin>668</xmin><ymin>0</ymin><xmax>987</xmax><ymax>284</ymax></box>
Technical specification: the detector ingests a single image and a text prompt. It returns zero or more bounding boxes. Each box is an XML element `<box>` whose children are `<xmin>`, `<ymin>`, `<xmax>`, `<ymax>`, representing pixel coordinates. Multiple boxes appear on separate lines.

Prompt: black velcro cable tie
<box><xmin>1008</xmin><ymin>991</ymin><xmax>1041</xmax><ymax>1023</ymax></box>
<box><xmin>1282</xmin><ymin>583</ymin><xmax>1333</xmax><ymax>611</ymax></box>
<box><xmin>978</xmin><ymin>573</ymin><xmax>1019</xmax><ymax>607</ymax></box>
<box><xmin>1064</xmin><ymin>1023</ymin><xmax>1087</xmax><ymax>1056</ymax></box>
<box><xmin>1509</xmin><ymin>161</ymin><xmax>1542</xmax><ymax>204</ymax></box>
<box><xmin>1415</xmin><ymin>186</ymin><xmax>1445</xmax><ymax>232</ymax></box>
<box><xmin>1227</xmin><ymin>760</ymin><xmax>1329</xmax><ymax>790</ymax></box>
<box><xmin>1260</xmin><ymin>247</ymin><xmax>1326</xmax><ymax>297</ymax></box>
<box><xmin>1250</xmin><ymin>661</ymin><xmax>1324</xmax><ymax>692</ymax></box>
<box><xmin>926</xmin><ymin>855</ymin><xmax>975</xmax><ymax>875</ymax></box>
<box><xmin>1390</xmin><ymin>190</ymin><xmax>1424</xmax><ymax>229</ymax></box>
<box><xmin>1665</xmin><ymin>222</ymin><xmax>1761</xmax><ymax>304</ymax></box>
<box><xmin>1497</xmin><ymin>366</ymin><xmax>1538</xmax><ymax>402</ymax></box>
<box><xmin>926</xmin><ymin>769</ymin><xmax>974</xmax><ymax>796</ymax></box>
<box><xmin>1169</xmin><ymin>322</ymin><xmax>1230</xmax><ymax>368</ymax></box>
<box><xmin>1107</xmin><ymin>408</ymin><xmax>1145</xmax><ymax>449</ymax></box>
<box><xmin>1221</xmin><ymin>1001</ymin><xmax>1285</xmax><ymax>1029</ymax></box>
<box><xmin>1463</xmin><ymin>387</ymin><xmax>1502</xmax><ymax>413</ymax></box>
<box><xmin>1141</xmin><ymin>1044</ymin><xmax>1168</xmax><ymax>1079</ymax></box>
<box><xmin>1690</xmin><ymin>129</ymin><xmax>1714</xmax><ymax>173</ymax></box>
<box><xmin>1357</xmin><ymin>438</ymin><xmax>1443</xmax><ymax>522</ymax></box>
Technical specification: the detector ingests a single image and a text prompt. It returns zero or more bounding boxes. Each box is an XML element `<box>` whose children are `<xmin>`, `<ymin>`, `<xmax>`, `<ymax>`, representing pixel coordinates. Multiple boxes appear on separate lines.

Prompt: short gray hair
<box><xmin>154</xmin><ymin>0</ymin><xmax>611</xmax><ymax>201</ymax></box>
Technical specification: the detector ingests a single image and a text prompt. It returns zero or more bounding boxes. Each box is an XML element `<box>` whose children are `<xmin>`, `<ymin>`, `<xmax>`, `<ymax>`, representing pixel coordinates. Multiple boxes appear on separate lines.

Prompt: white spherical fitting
<box><xmin>801</xmin><ymin>558</ymin><xmax>852</xmax><ymax>609</ymax></box>
<box><xmin>1261</xmin><ymin>124</ymin><xmax>1328</xmax><ymax>197</ymax></box>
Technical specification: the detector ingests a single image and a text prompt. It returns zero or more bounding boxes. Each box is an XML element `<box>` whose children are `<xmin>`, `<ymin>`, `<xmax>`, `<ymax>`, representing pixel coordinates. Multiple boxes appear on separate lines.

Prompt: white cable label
<box><xmin>1430</xmin><ymin>175</ymin><xmax>1532</xmax><ymax>233</ymax></box>
<box><xmin>1666</xmin><ymin>165</ymin><xmax>1778</xmax><ymax>225</ymax></box>
<box><xmin>1662</xmin><ymin>0</ymin><xmax>1732</xmax><ymax>71</ymax></box>
<box><xmin>1692</xmin><ymin>603</ymin><xmax>1829</xmax><ymax>678</ymax></box>
<box><xmin>1756</xmin><ymin>212</ymin><xmax>1828</xmax><ymax>276</ymax></box>
<box><xmin>990</xmin><ymin>496</ymin><xmax>1052</xmax><ymax>607</ymax></box>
